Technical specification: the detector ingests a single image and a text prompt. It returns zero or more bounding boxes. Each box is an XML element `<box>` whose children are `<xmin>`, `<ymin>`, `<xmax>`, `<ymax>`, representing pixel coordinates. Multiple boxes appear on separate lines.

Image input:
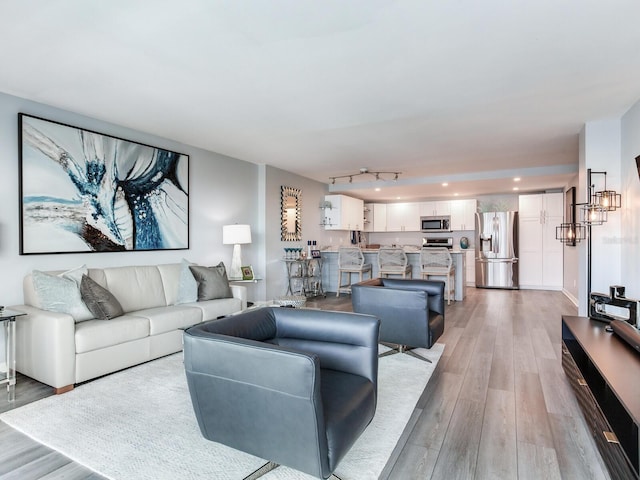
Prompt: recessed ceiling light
<box><xmin>454</xmin><ymin>193</ymin><xmax>459</xmax><ymax>196</ymax></box>
<box><xmin>396</xmin><ymin>196</ymin><xmax>401</xmax><ymax>200</ymax></box>
<box><xmin>442</xmin><ymin>182</ymin><xmax>448</xmax><ymax>187</ymax></box>
<box><xmin>514</xmin><ymin>177</ymin><xmax>521</xmax><ymax>182</ymax></box>
<box><xmin>513</xmin><ymin>187</ymin><xmax>519</xmax><ymax>191</ymax></box>
<box><xmin>375</xmin><ymin>187</ymin><xmax>381</xmax><ymax>192</ymax></box>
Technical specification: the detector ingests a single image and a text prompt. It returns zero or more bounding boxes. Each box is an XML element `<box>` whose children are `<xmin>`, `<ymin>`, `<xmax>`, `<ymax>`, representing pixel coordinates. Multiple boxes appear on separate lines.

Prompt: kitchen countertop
<box><xmin>321</xmin><ymin>247</ymin><xmax>473</xmax><ymax>254</ymax></box>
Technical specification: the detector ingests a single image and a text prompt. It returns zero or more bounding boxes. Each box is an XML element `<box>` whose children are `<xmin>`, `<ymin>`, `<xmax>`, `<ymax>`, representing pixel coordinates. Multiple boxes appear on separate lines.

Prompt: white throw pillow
<box><xmin>32</xmin><ymin>267</ymin><xmax>94</xmax><ymax>322</ymax></box>
<box><xmin>176</xmin><ymin>259</ymin><xmax>198</xmax><ymax>304</ymax></box>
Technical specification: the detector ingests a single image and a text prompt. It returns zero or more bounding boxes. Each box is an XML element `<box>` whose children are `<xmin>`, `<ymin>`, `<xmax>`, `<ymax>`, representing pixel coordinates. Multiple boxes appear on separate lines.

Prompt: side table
<box><xmin>1</xmin><ymin>308</ymin><xmax>26</xmax><ymax>402</ymax></box>
<box><xmin>282</xmin><ymin>258</ymin><xmax>325</xmax><ymax>298</ymax></box>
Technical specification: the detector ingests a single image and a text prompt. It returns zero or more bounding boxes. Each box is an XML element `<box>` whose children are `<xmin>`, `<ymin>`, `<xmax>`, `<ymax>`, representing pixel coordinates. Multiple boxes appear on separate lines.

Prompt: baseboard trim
<box><xmin>562</xmin><ymin>289</ymin><xmax>579</xmax><ymax>307</ymax></box>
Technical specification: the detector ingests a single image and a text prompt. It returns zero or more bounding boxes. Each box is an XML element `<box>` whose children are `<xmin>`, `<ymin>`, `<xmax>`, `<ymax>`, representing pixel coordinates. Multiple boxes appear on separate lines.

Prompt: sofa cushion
<box><xmin>182</xmin><ymin>297</ymin><xmax>243</xmax><ymax>320</ymax></box>
<box><xmin>31</xmin><ymin>269</ymin><xmax>94</xmax><ymax>322</ymax></box>
<box><xmin>132</xmin><ymin>305</ymin><xmax>202</xmax><ymax>335</ymax></box>
<box><xmin>80</xmin><ymin>275</ymin><xmax>124</xmax><ymax>320</ymax></box>
<box><xmin>101</xmin><ymin>265</ymin><xmax>167</xmax><ymax>312</ymax></box>
<box><xmin>189</xmin><ymin>263</ymin><xmax>232</xmax><ymax>301</ymax></box>
<box><xmin>75</xmin><ymin>315</ymin><xmax>150</xmax><ymax>354</ymax></box>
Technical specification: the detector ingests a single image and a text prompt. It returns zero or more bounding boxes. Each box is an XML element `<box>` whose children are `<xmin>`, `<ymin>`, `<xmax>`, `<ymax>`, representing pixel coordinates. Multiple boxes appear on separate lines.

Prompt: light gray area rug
<box><xmin>1</xmin><ymin>344</ymin><xmax>443</xmax><ymax>480</ymax></box>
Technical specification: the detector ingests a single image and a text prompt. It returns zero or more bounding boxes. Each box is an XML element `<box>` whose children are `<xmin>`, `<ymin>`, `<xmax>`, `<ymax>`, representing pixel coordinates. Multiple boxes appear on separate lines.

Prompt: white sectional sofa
<box><xmin>12</xmin><ymin>262</ymin><xmax>247</xmax><ymax>393</ymax></box>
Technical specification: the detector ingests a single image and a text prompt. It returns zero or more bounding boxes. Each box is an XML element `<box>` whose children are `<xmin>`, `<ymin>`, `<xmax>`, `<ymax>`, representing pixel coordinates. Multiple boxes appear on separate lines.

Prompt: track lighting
<box><xmin>329</xmin><ymin>167</ymin><xmax>402</xmax><ymax>184</ymax></box>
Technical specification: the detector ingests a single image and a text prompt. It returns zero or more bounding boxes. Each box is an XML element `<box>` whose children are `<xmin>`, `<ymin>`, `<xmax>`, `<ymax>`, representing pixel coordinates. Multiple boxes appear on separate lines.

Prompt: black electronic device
<box><xmin>589</xmin><ymin>284</ymin><xmax>639</xmax><ymax>326</ymax></box>
<box><xmin>610</xmin><ymin>319</ymin><xmax>640</xmax><ymax>354</ymax></box>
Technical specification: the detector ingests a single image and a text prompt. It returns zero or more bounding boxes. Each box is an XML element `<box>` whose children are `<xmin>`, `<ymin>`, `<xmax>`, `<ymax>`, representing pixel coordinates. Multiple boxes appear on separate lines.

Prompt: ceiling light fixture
<box><xmin>329</xmin><ymin>167</ymin><xmax>402</xmax><ymax>184</ymax></box>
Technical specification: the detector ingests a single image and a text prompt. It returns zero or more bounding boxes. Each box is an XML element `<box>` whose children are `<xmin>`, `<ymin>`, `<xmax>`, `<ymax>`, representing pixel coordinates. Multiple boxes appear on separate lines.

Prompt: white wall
<box><xmin>579</xmin><ymin>119</ymin><xmax>622</xmax><ymax>315</ymax></box>
<box><xmin>620</xmin><ymin>99</ymin><xmax>640</xmax><ymax>301</ymax></box>
<box><xmin>0</xmin><ymin>91</ymin><xmax>260</xmax><ymax>305</ymax></box>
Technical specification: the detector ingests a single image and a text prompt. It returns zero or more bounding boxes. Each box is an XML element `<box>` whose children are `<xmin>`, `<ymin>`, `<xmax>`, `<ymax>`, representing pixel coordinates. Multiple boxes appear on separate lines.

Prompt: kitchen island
<box><xmin>320</xmin><ymin>247</ymin><xmax>468</xmax><ymax>301</ymax></box>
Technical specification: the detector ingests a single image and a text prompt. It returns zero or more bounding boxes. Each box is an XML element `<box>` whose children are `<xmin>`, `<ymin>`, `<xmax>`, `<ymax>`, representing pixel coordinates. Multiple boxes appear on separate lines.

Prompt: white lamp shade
<box><xmin>223</xmin><ymin>224</ymin><xmax>252</xmax><ymax>245</ymax></box>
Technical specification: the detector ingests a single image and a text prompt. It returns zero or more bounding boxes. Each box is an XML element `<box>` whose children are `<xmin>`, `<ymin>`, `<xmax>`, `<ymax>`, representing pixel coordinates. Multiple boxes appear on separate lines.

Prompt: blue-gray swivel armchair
<box><xmin>351</xmin><ymin>278</ymin><xmax>445</xmax><ymax>362</ymax></box>
<box><xmin>183</xmin><ymin>306</ymin><xmax>380</xmax><ymax>480</ymax></box>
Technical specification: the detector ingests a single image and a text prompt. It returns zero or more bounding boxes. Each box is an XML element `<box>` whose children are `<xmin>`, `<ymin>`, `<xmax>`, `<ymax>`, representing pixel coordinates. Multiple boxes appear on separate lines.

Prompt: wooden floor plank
<box><xmin>429</xmin><ymin>398</ymin><xmax>484</xmax><ymax>480</ymax></box>
<box><xmin>548</xmin><ymin>413</ymin><xmax>611</xmax><ymax>480</ymax></box>
<box><xmin>515</xmin><ymin>371</ymin><xmax>556</xmax><ymax>448</ymax></box>
<box><xmin>517</xmin><ymin>441</ymin><xmax>562</xmax><ymax>480</ymax></box>
<box><xmin>475</xmin><ymin>388</ymin><xmax>518</xmax><ymax>480</ymax></box>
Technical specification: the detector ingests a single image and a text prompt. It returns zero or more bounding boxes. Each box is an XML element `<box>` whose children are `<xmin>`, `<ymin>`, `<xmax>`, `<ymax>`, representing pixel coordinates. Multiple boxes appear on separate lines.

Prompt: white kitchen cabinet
<box><xmin>324</xmin><ymin>195</ymin><xmax>364</xmax><ymax>231</ymax></box>
<box><xmin>419</xmin><ymin>201</ymin><xmax>451</xmax><ymax>217</ymax></box>
<box><xmin>450</xmin><ymin>199</ymin><xmax>477</xmax><ymax>231</ymax></box>
<box><xmin>518</xmin><ymin>193</ymin><xmax>563</xmax><ymax>290</ymax></box>
<box><xmin>363</xmin><ymin>203</ymin><xmax>387</xmax><ymax>232</ymax></box>
<box><xmin>386</xmin><ymin>203</ymin><xmax>420</xmax><ymax>232</ymax></box>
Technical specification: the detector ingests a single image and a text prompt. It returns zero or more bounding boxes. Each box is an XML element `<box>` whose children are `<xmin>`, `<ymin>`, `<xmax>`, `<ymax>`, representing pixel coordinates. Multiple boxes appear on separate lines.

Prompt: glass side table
<box><xmin>0</xmin><ymin>308</ymin><xmax>26</xmax><ymax>402</ymax></box>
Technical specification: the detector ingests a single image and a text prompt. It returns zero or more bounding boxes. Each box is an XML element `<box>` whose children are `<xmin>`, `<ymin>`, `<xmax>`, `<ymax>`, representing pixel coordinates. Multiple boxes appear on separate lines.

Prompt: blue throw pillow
<box><xmin>176</xmin><ymin>259</ymin><xmax>198</xmax><ymax>304</ymax></box>
<box><xmin>32</xmin><ymin>268</ymin><xmax>94</xmax><ymax>322</ymax></box>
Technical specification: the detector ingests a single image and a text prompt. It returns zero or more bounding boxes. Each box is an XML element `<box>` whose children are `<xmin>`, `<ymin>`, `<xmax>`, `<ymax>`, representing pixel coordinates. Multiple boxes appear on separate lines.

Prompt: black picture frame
<box><xmin>311</xmin><ymin>249</ymin><xmax>321</xmax><ymax>258</ymax></box>
<box><xmin>19</xmin><ymin>114</ymin><xmax>189</xmax><ymax>254</ymax></box>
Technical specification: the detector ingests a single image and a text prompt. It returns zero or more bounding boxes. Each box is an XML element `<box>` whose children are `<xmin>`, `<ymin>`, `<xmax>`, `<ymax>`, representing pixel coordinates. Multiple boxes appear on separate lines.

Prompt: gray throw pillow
<box><xmin>189</xmin><ymin>263</ymin><xmax>233</xmax><ymax>301</ymax></box>
<box><xmin>80</xmin><ymin>274</ymin><xmax>124</xmax><ymax>320</ymax></box>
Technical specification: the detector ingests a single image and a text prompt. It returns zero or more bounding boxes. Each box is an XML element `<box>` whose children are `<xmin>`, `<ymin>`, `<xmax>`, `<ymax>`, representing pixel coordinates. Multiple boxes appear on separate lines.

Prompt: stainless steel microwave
<box><xmin>420</xmin><ymin>216</ymin><xmax>451</xmax><ymax>232</ymax></box>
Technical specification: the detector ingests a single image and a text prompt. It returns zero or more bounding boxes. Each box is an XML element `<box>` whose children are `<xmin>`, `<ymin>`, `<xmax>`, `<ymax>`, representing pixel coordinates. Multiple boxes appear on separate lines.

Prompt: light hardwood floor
<box><xmin>0</xmin><ymin>288</ymin><xmax>611</xmax><ymax>479</ymax></box>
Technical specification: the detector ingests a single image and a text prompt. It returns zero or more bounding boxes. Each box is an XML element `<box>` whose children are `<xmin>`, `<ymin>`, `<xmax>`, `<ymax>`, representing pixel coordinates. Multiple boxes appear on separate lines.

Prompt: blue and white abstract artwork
<box><xmin>19</xmin><ymin>114</ymin><xmax>189</xmax><ymax>254</ymax></box>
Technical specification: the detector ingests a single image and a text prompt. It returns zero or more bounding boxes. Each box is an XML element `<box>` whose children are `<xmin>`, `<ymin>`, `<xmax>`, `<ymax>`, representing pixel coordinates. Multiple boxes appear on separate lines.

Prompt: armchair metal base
<box><xmin>244</xmin><ymin>462</ymin><xmax>343</xmax><ymax>480</ymax></box>
<box><xmin>379</xmin><ymin>342</ymin><xmax>433</xmax><ymax>363</ymax></box>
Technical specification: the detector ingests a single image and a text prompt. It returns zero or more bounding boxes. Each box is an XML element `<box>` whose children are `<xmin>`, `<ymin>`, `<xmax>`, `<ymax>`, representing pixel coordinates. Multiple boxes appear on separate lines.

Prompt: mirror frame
<box><xmin>281</xmin><ymin>186</ymin><xmax>302</xmax><ymax>241</ymax></box>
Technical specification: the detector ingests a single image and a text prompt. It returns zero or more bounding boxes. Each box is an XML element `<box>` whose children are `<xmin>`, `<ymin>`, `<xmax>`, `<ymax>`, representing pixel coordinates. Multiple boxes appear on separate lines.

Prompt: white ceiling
<box><xmin>2</xmin><ymin>1</ymin><xmax>640</xmax><ymax>202</ymax></box>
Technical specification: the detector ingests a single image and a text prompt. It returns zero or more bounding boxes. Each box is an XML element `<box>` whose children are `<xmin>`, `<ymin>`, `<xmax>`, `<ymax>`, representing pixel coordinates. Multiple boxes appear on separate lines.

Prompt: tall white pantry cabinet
<box><xmin>518</xmin><ymin>192</ymin><xmax>564</xmax><ymax>290</ymax></box>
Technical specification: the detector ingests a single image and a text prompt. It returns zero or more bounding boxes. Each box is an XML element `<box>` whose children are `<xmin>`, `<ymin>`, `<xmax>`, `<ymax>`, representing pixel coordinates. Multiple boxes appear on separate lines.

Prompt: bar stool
<box><xmin>336</xmin><ymin>246</ymin><xmax>372</xmax><ymax>296</ymax></box>
<box><xmin>378</xmin><ymin>247</ymin><xmax>412</xmax><ymax>278</ymax></box>
<box><xmin>419</xmin><ymin>247</ymin><xmax>455</xmax><ymax>304</ymax></box>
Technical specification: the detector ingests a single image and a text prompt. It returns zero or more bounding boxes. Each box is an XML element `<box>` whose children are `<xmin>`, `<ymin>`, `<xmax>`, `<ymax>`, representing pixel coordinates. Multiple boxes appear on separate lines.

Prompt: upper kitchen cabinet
<box><xmin>386</xmin><ymin>202</ymin><xmax>420</xmax><ymax>232</ymax></box>
<box><xmin>449</xmin><ymin>199</ymin><xmax>477</xmax><ymax>231</ymax></box>
<box><xmin>363</xmin><ymin>203</ymin><xmax>387</xmax><ymax>232</ymax></box>
<box><xmin>323</xmin><ymin>194</ymin><xmax>364</xmax><ymax>231</ymax></box>
<box><xmin>419</xmin><ymin>201</ymin><xmax>451</xmax><ymax>217</ymax></box>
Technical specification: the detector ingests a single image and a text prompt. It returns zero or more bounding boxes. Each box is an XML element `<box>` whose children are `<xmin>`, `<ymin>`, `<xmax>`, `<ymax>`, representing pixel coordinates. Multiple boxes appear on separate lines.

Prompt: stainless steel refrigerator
<box><xmin>475</xmin><ymin>211</ymin><xmax>519</xmax><ymax>289</ymax></box>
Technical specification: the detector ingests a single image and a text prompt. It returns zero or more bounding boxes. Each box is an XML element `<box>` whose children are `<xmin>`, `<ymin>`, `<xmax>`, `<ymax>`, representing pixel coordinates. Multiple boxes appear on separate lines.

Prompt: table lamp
<box><xmin>223</xmin><ymin>224</ymin><xmax>252</xmax><ymax>280</ymax></box>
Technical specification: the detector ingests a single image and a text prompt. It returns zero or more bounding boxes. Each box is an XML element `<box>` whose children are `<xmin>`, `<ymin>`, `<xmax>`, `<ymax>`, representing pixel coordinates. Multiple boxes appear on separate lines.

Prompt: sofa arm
<box><xmin>229</xmin><ymin>284</ymin><xmax>247</xmax><ymax>310</ymax></box>
<box><xmin>10</xmin><ymin>304</ymin><xmax>76</xmax><ymax>389</ymax></box>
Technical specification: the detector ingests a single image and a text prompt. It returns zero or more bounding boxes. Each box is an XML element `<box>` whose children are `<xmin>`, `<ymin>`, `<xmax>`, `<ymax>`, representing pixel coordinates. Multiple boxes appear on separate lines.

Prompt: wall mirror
<box><xmin>281</xmin><ymin>186</ymin><xmax>302</xmax><ymax>241</ymax></box>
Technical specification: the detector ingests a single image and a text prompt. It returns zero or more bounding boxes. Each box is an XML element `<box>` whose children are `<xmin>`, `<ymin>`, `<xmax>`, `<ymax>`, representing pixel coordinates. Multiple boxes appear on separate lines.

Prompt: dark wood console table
<box><xmin>562</xmin><ymin>315</ymin><xmax>640</xmax><ymax>479</ymax></box>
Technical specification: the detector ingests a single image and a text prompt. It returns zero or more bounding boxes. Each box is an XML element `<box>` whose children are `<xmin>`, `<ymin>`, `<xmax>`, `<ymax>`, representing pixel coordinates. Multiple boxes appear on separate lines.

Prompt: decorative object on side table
<box><xmin>459</xmin><ymin>236</ymin><xmax>469</xmax><ymax>249</ymax></box>
<box><xmin>274</xmin><ymin>295</ymin><xmax>307</xmax><ymax>308</ymax></box>
<box><xmin>241</xmin><ymin>265</ymin><xmax>254</xmax><ymax>281</ymax></box>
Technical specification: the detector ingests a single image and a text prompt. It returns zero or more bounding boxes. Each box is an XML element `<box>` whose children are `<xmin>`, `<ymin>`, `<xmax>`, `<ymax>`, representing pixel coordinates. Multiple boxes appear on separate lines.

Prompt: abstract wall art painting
<box><xmin>19</xmin><ymin>114</ymin><xmax>189</xmax><ymax>254</ymax></box>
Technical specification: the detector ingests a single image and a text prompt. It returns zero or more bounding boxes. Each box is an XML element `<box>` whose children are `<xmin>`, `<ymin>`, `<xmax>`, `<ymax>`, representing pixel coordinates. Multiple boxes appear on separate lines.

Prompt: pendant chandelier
<box><xmin>555</xmin><ymin>169</ymin><xmax>621</xmax><ymax>244</ymax></box>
